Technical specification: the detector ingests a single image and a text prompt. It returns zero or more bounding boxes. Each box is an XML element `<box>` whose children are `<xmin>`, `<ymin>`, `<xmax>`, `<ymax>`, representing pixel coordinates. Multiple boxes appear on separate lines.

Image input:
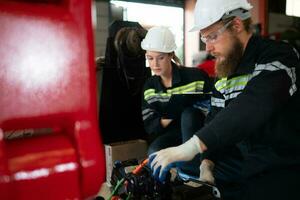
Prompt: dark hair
<box><xmin>222</xmin><ymin>16</ymin><xmax>253</xmax><ymax>33</ymax></box>
<box><xmin>242</xmin><ymin>18</ymin><xmax>253</xmax><ymax>33</ymax></box>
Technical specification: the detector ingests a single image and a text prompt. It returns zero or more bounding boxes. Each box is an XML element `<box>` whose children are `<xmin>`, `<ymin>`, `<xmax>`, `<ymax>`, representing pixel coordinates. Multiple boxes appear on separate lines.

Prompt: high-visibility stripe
<box><xmin>253</xmin><ymin>61</ymin><xmax>297</xmax><ymax>96</ymax></box>
<box><xmin>144</xmin><ymin>90</ymin><xmax>171</xmax><ymax>101</ymax></box>
<box><xmin>213</xmin><ymin>61</ymin><xmax>297</xmax><ymax>105</ymax></box>
<box><xmin>293</xmin><ymin>47</ymin><xmax>299</xmax><ymax>59</ymax></box>
<box><xmin>225</xmin><ymin>91</ymin><xmax>241</xmax><ymax>100</ymax></box>
<box><xmin>142</xmin><ymin>108</ymin><xmax>153</xmax><ymax>115</ymax></box>
<box><xmin>144</xmin><ymin>89</ymin><xmax>155</xmax><ymax>97</ymax></box>
<box><xmin>147</xmin><ymin>96</ymin><xmax>170</xmax><ymax>104</ymax></box>
<box><xmin>142</xmin><ymin>108</ymin><xmax>154</xmax><ymax>121</ymax></box>
<box><xmin>215</xmin><ymin>78</ymin><xmax>227</xmax><ymax>91</ymax></box>
<box><xmin>215</xmin><ymin>75</ymin><xmax>251</xmax><ymax>95</ymax></box>
<box><xmin>167</xmin><ymin>81</ymin><xmax>204</xmax><ymax>95</ymax></box>
<box><xmin>211</xmin><ymin>97</ymin><xmax>225</xmax><ymax>108</ymax></box>
<box><xmin>144</xmin><ymin>81</ymin><xmax>205</xmax><ymax>103</ymax></box>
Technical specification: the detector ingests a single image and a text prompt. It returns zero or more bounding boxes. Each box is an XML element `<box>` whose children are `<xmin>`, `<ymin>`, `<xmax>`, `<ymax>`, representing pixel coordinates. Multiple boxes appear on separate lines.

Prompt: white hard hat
<box><xmin>141</xmin><ymin>26</ymin><xmax>177</xmax><ymax>53</ymax></box>
<box><xmin>190</xmin><ymin>0</ymin><xmax>253</xmax><ymax>32</ymax></box>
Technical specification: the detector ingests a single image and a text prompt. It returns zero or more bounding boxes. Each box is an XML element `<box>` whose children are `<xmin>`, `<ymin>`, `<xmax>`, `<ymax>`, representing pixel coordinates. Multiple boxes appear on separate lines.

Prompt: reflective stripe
<box><xmin>147</xmin><ymin>97</ymin><xmax>170</xmax><ymax>104</ymax></box>
<box><xmin>144</xmin><ymin>81</ymin><xmax>205</xmax><ymax>104</ymax></box>
<box><xmin>211</xmin><ymin>97</ymin><xmax>225</xmax><ymax>108</ymax></box>
<box><xmin>212</xmin><ymin>60</ymin><xmax>297</xmax><ymax>106</ymax></box>
<box><xmin>144</xmin><ymin>89</ymin><xmax>170</xmax><ymax>100</ymax></box>
<box><xmin>142</xmin><ymin>108</ymin><xmax>153</xmax><ymax>115</ymax></box>
<box><xmin>253</xmin><ymin>61</ymin><xmax>297</xmax><ymax>96</ymax></box>
<box><xmin>215</xmin><ymin>78</ymin><xmax>227</xmax><ymax>91</ymax></box>
<box><xmin>146</xmin><ymin>95</ymin><xmax>170</xmax><ymax>104</ymax></box>
<box><xmin>225</xmin><ymin>91</ymin><xmax>241</xmax><ymax>100</ymax></box>
<box><xmin>168</xmin><ymin>81</ymin><xmax>204</xmax><ymax>94</ymax></box>
<box><xmin>225</xmin><ymin>84</ymin><xmax>246</xmax><ymax>94</ymax></box>
<box><xmin>144</xmin><ymin>89</ymin><xmax>155</xmax><ymax>99</ymax></box>
<box><xmin>293</xmin><ymin>47</ymin><xmax>299</xmax><ymax>59</ymax></box>
<box><xmin>215</xmin><ymin>75</ymin><xmax>251</xmax><ymax>95</ymax></box>
<box><xmin>142</xmin><ymin>108</ymin><xmax>154</xmax><ymax>121</ymax></box>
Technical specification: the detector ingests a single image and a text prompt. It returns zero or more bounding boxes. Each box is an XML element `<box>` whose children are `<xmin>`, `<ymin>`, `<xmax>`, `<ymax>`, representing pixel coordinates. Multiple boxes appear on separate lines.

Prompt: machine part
<box><xmin>100</xmin><ymin>20</ymin><xmax>150</xmax><ymax>143</ymax></box>
<box><xmin>3</xmin><ymin>127</ymin><xmax>61</xmax><ymax>140</ymax></box>
<box><xmin>110</xmin><ymin>159</ymin><xmax>172</xmax><ymax>199</ymax></box>
<box><xmin>110</xmin><ymin>159</ymin><xmax>222</xmax><ymax>200</ymax></box>
<box><xmin>114</xmin><ymin>27</ymin><xmax>146</xmax><ymax>57</ymax></box>
<box><xmin>177</xmin><ymin>170</ymin><xmax>221</xmax><ymax>199</ymax></box>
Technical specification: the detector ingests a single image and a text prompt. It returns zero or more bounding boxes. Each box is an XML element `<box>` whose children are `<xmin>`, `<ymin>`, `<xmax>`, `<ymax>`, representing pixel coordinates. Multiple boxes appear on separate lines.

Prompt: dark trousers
<box><xmin>147</xmin><ymin>107</ymin><xmax>205</xmax><ymax>176</ymax></box>
<box><xmin>214</xmin><ymin>162</ymin><xmax>300</xmax><ymax>200</ymax></box>
<box><xmin>242</xmin><ymin>166</ymin><xmax>300</xmax><ymax>200</ymax></box>
<box><xmin>147</xmin><ymin>122</ymin><xmax>182</xmax><ymax>155</ymax></box>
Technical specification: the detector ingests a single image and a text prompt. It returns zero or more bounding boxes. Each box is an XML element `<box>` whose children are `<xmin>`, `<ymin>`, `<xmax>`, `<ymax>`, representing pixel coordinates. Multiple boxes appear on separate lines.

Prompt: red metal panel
<box><xmin>0</xmin><ymin>130</ymin><xmax>12</xmax><ymax>200</ymax></box>
<box><xmin>6</xmin><ymin>135</ymin><xmax>80</xmax><ymax>200</ymax></box>
<box><xmin>259</xmin><ymin>0</ymin><xmax>268</xmax><ymax>36</ymax></box>
<box><xmin>0</xmin><ymin>0</ymin><xmax>105</xmax><ymax>199</ymax></box>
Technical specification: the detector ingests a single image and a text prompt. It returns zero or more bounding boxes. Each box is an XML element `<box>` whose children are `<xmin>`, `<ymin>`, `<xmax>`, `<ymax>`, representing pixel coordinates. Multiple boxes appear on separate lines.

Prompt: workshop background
<box><xmin>0</xmin><ymin>0</ymin><xmax>299</xmax><ymax>199</ymax></box>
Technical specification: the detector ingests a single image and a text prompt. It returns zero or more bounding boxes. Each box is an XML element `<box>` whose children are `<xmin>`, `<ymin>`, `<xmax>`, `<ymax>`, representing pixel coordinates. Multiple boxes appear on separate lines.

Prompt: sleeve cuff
<box><xmin>195</xmin><ymin>125</ymin><xmax>219</xmax><ymax>153</ymax></box>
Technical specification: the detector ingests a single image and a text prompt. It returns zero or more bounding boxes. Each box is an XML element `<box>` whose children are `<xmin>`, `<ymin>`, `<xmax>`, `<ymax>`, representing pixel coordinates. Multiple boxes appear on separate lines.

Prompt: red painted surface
<box><xmin>259</xmin><ymin>0</ymin><xmax>268</xmax><ymax>36</ymax></box>
<box><xmin>0</xmin><ymin>0</ymin><xmax>105</xmax><ymax>199</ymax></box>
<box><xmin>197</xmin><ymin>60</ymin><xmax>216</xmax><ymax>77</ymax></box>
<box><xmin>249</xmin><ymin>0</ymin><xmax>268</xmax><ymax>36</ymax></box>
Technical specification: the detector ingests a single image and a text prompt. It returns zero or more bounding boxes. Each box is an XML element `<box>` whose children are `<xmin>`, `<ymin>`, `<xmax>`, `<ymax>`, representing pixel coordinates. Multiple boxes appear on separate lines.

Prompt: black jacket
<box><xmin>142</xmin><ymin>63</ymin><xmax>211</xmax><ymax>135</ymax></box>
<box><xmin>197</xmin><ymin>35</ymin><xmax>300</xmax><ymax>178</ymax></box>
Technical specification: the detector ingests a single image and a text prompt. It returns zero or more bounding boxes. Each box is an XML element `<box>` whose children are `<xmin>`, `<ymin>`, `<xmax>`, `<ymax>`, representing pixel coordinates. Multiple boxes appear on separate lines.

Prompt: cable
<box><xmin>132</xmin><ymin>158</ymin><xmax>149</xmax><ymax>175</ymax></box>
<box><xmin>125</xmin><ymin>192</ymin><xmax>131</xmax><ymax>200</ymax></box>
<box><xmin>108</xmin><ymin>178</ymin><xmax>125</xmax><ymax>200</ymax></box>
<box><xmin>109</xmin><ymin>159</ymin><xmax>149</xmax><ymax>199</ymax></box>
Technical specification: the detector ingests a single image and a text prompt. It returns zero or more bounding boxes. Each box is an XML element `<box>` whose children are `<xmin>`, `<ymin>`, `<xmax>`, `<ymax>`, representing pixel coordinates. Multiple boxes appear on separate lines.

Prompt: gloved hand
<box><xmin>149</xmin><ymin>135</ymin><xmax>203</xmax><ymax>182</ymax></box>
<box><xmin>199</xmin><ymin>159</ymin><xmax>215</xmax><ymax>184</ymax></box>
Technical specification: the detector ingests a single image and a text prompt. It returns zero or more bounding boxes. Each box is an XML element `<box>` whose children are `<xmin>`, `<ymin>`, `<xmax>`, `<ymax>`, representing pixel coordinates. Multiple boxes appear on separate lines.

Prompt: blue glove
<box><xmin>148</xmin><ymin>154</ymin><xmax>177</xmax><ymax>182</ymax></box>
<box><xmin>148</xmin><ymin>135</ymin><xmax>202</xmax><ymax>182</ymax></box>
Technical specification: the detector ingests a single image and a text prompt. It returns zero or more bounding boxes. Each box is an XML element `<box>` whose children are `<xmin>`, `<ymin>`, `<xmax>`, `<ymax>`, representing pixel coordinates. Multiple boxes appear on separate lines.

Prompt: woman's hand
<box><xmin>160</xmin><ymin>118</ymin><xmax>172</xmax><ymax>128</ymax></box>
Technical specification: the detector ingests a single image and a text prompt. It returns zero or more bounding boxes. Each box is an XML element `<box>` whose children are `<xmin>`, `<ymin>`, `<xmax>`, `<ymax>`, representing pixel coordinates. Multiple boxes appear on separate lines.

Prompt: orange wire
<box><xmin>132</xmin><ymin>158</ymin><xmax>149</xmax><ymax>175</ymax></box>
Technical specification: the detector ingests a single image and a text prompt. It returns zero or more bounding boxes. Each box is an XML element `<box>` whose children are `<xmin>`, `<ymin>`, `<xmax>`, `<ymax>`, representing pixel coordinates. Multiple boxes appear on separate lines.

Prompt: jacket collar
<box><xmin>235</xmin><ymin>35</ymin><xmax>260</xmax><ymax>75</ymax></box>
<box><xmin>171</xmin><ymin>62</ymin><xmax>181</xmax><ymax>86</ymax></box>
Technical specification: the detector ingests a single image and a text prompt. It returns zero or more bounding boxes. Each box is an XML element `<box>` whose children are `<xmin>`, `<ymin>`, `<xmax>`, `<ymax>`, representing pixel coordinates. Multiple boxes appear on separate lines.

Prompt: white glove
<box><xmin>199</xmin><ymin>159</ymin><xmax>215</xmax><ymax>184</ymax></box>
<box><xmin>149</xmin><ymin>135</ymin><xmax>202</xmax><ymax>182</ymax></box>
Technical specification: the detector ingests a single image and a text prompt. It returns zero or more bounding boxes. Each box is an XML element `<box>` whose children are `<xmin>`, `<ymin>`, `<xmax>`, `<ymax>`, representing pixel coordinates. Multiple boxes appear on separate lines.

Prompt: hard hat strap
<box><xmin>222</xmin><ymin>8</ymin><xmax>251</xmax><ymax>21</ymax></box>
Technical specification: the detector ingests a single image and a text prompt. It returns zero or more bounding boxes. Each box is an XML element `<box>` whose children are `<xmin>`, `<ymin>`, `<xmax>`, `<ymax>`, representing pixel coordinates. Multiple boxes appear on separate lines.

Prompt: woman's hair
<box><xmin>169</xmin><ymin>52</ymin><xmax>182</xmax><ymax>66</ymax></box>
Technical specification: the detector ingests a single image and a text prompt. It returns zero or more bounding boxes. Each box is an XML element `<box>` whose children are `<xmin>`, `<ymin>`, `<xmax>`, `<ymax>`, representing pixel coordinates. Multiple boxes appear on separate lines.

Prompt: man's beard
<box><xmin>215</xmin><ymin>36</ymin><xmax>244</xmax><ymax>78</ymax></box>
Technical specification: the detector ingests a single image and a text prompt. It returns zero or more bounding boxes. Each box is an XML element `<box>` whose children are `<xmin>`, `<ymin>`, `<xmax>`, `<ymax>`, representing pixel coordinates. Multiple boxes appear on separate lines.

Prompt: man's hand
<box><xmin>199</xmin><ymin>159</ymin><xmax>215</xmax><ymax>184</ymax></box>
<box><xmin>160</xmin><ymin>118</ymin><xmax>172</xmax><ymax>128</ymax></box>
<box><xmin>149</xmin><ymin>135</ymin><xmax>203</xmax><ymax>182</ymax></box>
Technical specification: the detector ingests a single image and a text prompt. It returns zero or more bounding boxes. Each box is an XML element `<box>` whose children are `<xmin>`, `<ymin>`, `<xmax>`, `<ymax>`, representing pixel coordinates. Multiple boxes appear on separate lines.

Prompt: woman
<box><xmin>141</xmin><ymin>27</ymin><xmax>212</xmax><ymax>176</ymax></box>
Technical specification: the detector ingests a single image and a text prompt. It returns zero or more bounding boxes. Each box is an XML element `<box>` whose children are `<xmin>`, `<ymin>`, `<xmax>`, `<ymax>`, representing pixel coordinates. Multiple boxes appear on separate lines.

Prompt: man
<box><xmin>149</xmin><ymin>0</ymin><xmax>300</xmax><ymax>199</ymax></box>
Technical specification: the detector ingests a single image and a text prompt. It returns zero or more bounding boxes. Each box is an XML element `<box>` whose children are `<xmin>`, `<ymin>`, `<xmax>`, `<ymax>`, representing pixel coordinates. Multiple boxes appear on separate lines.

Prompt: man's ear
<box><xmin>232</xmin><ymin>17</ymin><xmax>243</xmax><ymax>33</ymax></box>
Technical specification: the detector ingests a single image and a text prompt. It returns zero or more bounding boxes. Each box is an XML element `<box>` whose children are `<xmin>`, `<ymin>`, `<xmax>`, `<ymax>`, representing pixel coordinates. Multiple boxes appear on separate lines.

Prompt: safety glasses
<box><xmin>200</xmin><ymin>20</ymin><xmax>232</xmax><ymax>44</ymax></box>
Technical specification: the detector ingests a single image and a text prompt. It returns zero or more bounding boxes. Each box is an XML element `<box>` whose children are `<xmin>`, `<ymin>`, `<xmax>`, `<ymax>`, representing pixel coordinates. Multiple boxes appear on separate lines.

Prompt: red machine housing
<box><xmin>0</xmin><ymin>0</ymin><xmax>105</xmax><ymax>199</ymax></box>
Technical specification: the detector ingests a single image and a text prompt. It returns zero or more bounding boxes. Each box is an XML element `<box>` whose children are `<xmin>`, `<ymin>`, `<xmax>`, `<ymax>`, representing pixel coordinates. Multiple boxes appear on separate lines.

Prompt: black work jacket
<box><xmin>142</xmin><ymin>63</ymin><xmax>211</xmax><ymax>135</ymax></box>
<box><xmin>197</xmin><ymin>35</ymin><xmax>300</xmax><ymax>178</ymax></box>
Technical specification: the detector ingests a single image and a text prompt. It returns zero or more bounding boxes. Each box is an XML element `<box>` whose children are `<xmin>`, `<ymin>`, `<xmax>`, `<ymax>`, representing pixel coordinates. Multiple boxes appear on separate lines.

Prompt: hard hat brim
<box><xmin>189</xmin><ymin>25</ymin><xmax>201</xmax><ymax>32</ymax></box>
